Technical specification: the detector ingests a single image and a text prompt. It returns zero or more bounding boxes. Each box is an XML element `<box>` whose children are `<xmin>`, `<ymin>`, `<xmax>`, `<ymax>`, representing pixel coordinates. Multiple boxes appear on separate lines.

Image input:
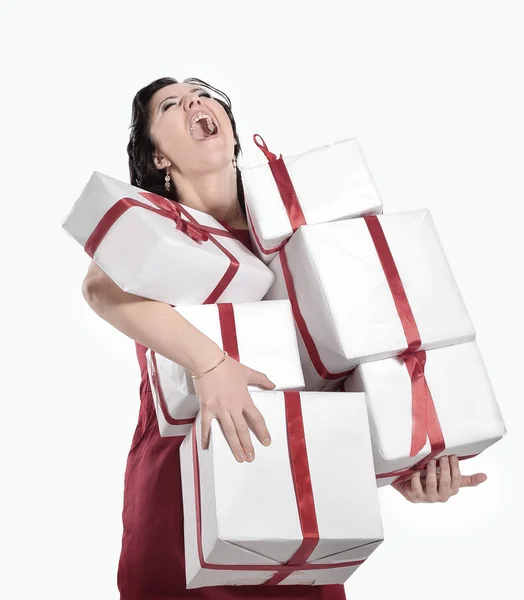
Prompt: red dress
<box><xmin>117</xmin><ymin>229</ymin><xmax>346</xmax><ymax>600</ymax></box>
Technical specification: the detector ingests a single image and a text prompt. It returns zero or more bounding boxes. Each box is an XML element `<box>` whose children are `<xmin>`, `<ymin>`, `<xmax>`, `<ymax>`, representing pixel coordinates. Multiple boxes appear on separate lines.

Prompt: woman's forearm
<box><xmin>82</xmin><ymin>267</ymin><xmax>224</xmax><ymax>374</ymax></box>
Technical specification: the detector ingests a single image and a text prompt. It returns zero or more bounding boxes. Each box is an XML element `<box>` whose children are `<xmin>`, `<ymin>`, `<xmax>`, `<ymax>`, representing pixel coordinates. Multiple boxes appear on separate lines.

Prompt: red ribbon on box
<box><xmin>279</xmin><ymin>214</ymin><xmax>474</xmax><ymax>483</ymax></box>
<box><xmin>150</xmin><ymin>303</ymin><xmax>241</xmax><ymax>427</ymax></box>
<box><xmin>248</xmin><ymin>135</ymin><xmax>306</xmax><ymax>256</ymax></box>
<box><xmin>84</xmin><ymin>190</ymin><xmax>240</xmax><ymax>304</ymax></box>
<box><xmin>191</xmin><ymin>391</ymin><xmax>365</xmax><ymax>585</ymax></box>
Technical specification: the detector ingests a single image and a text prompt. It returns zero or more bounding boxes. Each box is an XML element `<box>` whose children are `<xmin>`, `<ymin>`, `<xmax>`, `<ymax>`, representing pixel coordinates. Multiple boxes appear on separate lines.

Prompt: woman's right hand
<box><xmin>193</xmin><ymin>355</ymin><xmax>275</xmax><ymax>463</ymax></box>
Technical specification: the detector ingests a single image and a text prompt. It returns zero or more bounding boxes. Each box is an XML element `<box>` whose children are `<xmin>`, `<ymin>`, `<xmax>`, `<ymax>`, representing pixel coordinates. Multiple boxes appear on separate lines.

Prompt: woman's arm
<box><xmin>83</xmin><ymin>260</ymin><xmax>227</xmax><ymax>373</ymax></box>
<box><xmin>82</xmin><ymin>261</ymin><xmax>275</xmax><ymax>461</ymax></box>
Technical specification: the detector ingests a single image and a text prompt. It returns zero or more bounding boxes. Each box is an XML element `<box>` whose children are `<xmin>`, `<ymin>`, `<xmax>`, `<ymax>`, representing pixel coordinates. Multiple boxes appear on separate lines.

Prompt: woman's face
<box><xmin>148</xmin><ymin>82</ymin><xmax>236</xmax><ymax>176</ymax></box>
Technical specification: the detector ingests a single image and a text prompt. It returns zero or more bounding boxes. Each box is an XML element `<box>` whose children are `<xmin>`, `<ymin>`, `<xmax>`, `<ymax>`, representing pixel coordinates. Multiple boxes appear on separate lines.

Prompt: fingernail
<box><xmin>237</xmin><ymin>452</ymin><xmax>245</xmax><ymax>462</ymax></box>
<box><xmin>246</xmin><ymin>451</ymin><xmax>254</xmax><ymax>462</ymax></box>
<box><xmin>430</xmin><ymin>460</ymin><xmax>436</xmax><ymax>467</ymax></box>
<box><xmin>262</xmin><ymin>437</ymin><xmax>271</xmax><ymax>446</ymax></box>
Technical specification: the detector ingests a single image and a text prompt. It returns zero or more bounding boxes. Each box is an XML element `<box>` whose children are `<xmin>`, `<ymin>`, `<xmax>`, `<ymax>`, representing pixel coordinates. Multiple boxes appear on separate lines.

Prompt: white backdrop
<box><xmin>1</xmin><ymin>0</ymin><xmax>522</xmax><ymax>598</ymax></box>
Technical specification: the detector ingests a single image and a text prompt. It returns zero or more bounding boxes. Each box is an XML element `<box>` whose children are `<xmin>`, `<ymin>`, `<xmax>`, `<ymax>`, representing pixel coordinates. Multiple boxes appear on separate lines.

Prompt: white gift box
<box><xmin>180</xmin><ymin>390</ymin><xmax>383</xmax><ymax>588</ymax></box>
<box><xmin>344</xmin><ymin>341</ymin><xmax>507</xmax><ymax>487</ymax></box>
<box><xmin>146</xmin><ymin>300</ymin><xmax>306</xmax><ymax>438</ymax></box>
<box><xmin>265</xmin><ymin>210</ymin><xmax>476</xmax><ymax>390</ymax></box>
<box><xmin>62</xmin><ymin>171</ymin><xmax>274</xmax><ymax>305</ymax></box>
<box><xmin>240</xmin><ymin>137</ymin><xmax>383</xmax><ymax>264</ymax></box>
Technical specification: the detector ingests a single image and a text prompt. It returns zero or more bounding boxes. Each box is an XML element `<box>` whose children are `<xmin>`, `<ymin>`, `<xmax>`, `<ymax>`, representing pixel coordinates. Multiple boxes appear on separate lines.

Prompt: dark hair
<box><xmin>127</xmin><ymin>77</ymin><xmax>246</xmax><ymax>214</ymax></box>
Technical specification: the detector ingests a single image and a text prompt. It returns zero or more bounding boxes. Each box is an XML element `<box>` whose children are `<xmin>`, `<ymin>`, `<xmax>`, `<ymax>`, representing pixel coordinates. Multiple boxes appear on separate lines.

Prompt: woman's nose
<box><xmin>183</xmin><ymin>93</ymin><xmax>202</xmax><ymax>111</ymax></box>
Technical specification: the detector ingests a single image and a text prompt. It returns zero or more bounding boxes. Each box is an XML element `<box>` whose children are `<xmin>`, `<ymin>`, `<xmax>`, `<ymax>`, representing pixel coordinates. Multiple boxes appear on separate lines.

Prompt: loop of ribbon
<box><xmin>253</xmin><ymin>133</ymin><xmax>279</xmax><ymax>162</ymax></box>
<box><xmin>251</xmin><ymin>134</ymin><xmax>307</xmax><ymax>254</ymax></box>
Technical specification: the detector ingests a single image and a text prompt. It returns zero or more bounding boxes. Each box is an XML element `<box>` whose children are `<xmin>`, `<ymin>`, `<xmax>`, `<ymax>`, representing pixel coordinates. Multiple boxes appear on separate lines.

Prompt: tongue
<box><xmin>192</xmin><ymin>119</ymin><xmax>214</xmax><ymax>140</ymax></box>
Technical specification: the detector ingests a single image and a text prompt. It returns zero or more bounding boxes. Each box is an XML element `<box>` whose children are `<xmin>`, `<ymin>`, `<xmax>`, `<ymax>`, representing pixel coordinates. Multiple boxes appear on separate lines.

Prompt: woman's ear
<box><xmin>153</xmin><ymin>152</ymin><xmax>171</xmax><ymax>170</ymax></box>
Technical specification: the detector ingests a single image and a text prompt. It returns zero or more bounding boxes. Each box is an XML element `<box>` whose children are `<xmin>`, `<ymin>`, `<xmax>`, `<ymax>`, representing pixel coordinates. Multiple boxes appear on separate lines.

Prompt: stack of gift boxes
<box><xmin>62</xmin><ymin>134</ymin><xmax>506</xmax><ymax>590</ymax></box>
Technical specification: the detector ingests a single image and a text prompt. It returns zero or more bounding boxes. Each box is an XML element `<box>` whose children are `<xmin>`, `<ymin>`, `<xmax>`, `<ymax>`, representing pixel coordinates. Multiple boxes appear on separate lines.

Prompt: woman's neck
<box><xmin>173</xmin><ymin>165</ymin><xmax>247</xmax><ymax>228</ymax></box>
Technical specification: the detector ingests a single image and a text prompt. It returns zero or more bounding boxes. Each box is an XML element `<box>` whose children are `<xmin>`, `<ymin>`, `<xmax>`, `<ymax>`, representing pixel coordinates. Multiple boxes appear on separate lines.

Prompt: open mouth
<box><xmin>189</xmin><ymin>111</ymin><xmax>219</xmax><ymax>141</ymax></box>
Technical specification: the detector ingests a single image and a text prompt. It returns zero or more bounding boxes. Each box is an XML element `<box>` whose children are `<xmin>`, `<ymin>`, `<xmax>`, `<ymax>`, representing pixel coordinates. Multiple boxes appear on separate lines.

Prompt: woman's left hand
<box><xmin>391</xmin><ymin>455</ymin><xmax>488</xmax><ymax>503</ymax></box>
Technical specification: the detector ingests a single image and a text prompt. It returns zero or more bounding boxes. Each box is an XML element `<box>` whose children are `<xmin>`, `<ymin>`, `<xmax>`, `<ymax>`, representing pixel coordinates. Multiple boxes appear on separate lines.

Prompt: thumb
<box><xmin>461</xmin><ymin>473</ymin><xmax>488</xmax><ymax>487</ymax></box>
<box><xmin>246</xmin><ymin>368</ymin><xmax>276</xmax><ymax>390</ymax></box>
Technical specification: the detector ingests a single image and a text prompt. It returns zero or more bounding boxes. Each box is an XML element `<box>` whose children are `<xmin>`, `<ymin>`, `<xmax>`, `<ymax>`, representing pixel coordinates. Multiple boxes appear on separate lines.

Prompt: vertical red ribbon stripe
<box><xmin>264</xmin><ymin>391</ymin><xmax>320</xmax><ymax>585</ymax></box>
<box><xmin>217</xmin><ymin>304</ymin><xmax>240</xmax><ymax>361</ymax></box>
<box><xmin>253</xmin><ymin>135</ymin><xmax>307</xmax><ymax>239</ymax></box>
<box><xmin>363</xmin><ymin>216</ymin><xmax>421</xmax><ymax>353</ymax></box>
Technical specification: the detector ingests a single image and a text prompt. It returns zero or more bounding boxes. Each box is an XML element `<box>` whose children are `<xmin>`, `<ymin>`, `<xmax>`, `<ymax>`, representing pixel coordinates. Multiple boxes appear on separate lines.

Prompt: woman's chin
<box><xmin>190</xmin><ymin>152</ymin><xmax>233</xmax><ymax>174</ymax></box>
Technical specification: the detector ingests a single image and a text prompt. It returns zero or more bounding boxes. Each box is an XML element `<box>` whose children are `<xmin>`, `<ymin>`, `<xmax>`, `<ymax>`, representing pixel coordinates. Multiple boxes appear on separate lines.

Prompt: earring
<box><xmin>232</xmin><ymin>156</ymin><xmax>237</xmax><ymax>175</ymax></box>
<box><xmin>164</xmin><ymin>169</ymin><xmax>171</xmax><ymax>193</ymax></box>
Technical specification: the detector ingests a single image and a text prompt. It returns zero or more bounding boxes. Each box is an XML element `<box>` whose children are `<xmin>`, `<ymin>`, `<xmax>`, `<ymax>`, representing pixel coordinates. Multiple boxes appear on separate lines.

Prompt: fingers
<box><xmin>243</xmin><ymin>401</ymin><xmax>272</xmax><ymax>447</ymax></box>
<box><xmin>410</xmin><ymin>470</ymin><xmax>426</xmax><ymax>502</ymax></box>
<box><xmin>218</xmin><ymin>411</ymin><xmax>247</xmax><ymax>463</ymax></box>
<box><xmin>392</xmin><ymin>478</ymin><xmax>419</xmax><ymax>503</ymax></box>
<box><xmin>398</xmin><ymin>456</ymin><xmax>487</xmax><ymax>504</ymax></box>
<box><xmin>437</xmin><ymin>456</ymin><xmax>451</xmax><ymax>499</ymax></box>
<box><xmin>246</xmin><ymin>367</ymin><xmax>276</xmax><ymax>390</ymax></box>
<box><xmin>450</xmin><ymin>455</ymin><xmax>462</xmax><ymax>495</ymax></box>
<box><xmin>461</xmin><ymin>473</ymin><xmax>488</xmax><ymax>487</ymax></box>
<box><xmin>201</xmin><ymin>411</ymin><xmax>212</xmax><ymax>450</ymax></box>
<box><xmin>231</xmin><ymin>411</ymin><xmax>256</xmax><ymax>462</ymax></box>
<box><xmin>425</xmin><ymin>460</ymin><xmax>439</xmax><ymax>501</ymax></box>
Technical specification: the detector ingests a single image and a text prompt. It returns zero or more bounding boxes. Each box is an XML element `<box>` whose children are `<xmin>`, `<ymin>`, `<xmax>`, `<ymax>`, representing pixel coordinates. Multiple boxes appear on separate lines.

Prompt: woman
<box><xmin>82</xmin><ymin>77</ymin><xmax>488</xmax><ymax>599</ymax></box>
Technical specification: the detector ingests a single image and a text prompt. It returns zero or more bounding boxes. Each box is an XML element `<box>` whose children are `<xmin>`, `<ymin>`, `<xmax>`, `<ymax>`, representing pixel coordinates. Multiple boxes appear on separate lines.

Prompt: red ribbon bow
<box><xmin>85</xmin><ymin>190</ymin><xmax>209</xmax><ymax>257</ymax></box>
<box><xmin>139</xmin><ymin>191</ymin><xmax>209</xmax><ymax>243</ymax></box>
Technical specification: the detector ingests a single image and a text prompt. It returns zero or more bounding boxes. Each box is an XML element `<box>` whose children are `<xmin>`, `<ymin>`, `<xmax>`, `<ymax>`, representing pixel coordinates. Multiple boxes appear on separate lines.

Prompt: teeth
<box><xmin>189</xmin><ymin>112</ymin><xmax>217</xmax><ymax>136</ymax></box>
<box><xmin>205</xmin><ymin>117</ymin><xmax>216</xmax><ymax>133</ymax></box>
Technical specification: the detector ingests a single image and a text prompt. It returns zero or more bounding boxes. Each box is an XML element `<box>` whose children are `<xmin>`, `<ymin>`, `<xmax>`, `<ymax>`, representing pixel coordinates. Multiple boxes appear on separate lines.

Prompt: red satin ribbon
<box><xmin>190</xmin><ymin>393</ymin><xmax>364</xmax><ymax>583</ymax></box>
<box><xmin>84</xmin><ymin>190</ymin><xmax>239</xmax><ymax>304</ymax></box>
<box><xmin>251</xmin><ymin>135</ymin><xmax>307</xmax><ymax>254</ymax></box>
